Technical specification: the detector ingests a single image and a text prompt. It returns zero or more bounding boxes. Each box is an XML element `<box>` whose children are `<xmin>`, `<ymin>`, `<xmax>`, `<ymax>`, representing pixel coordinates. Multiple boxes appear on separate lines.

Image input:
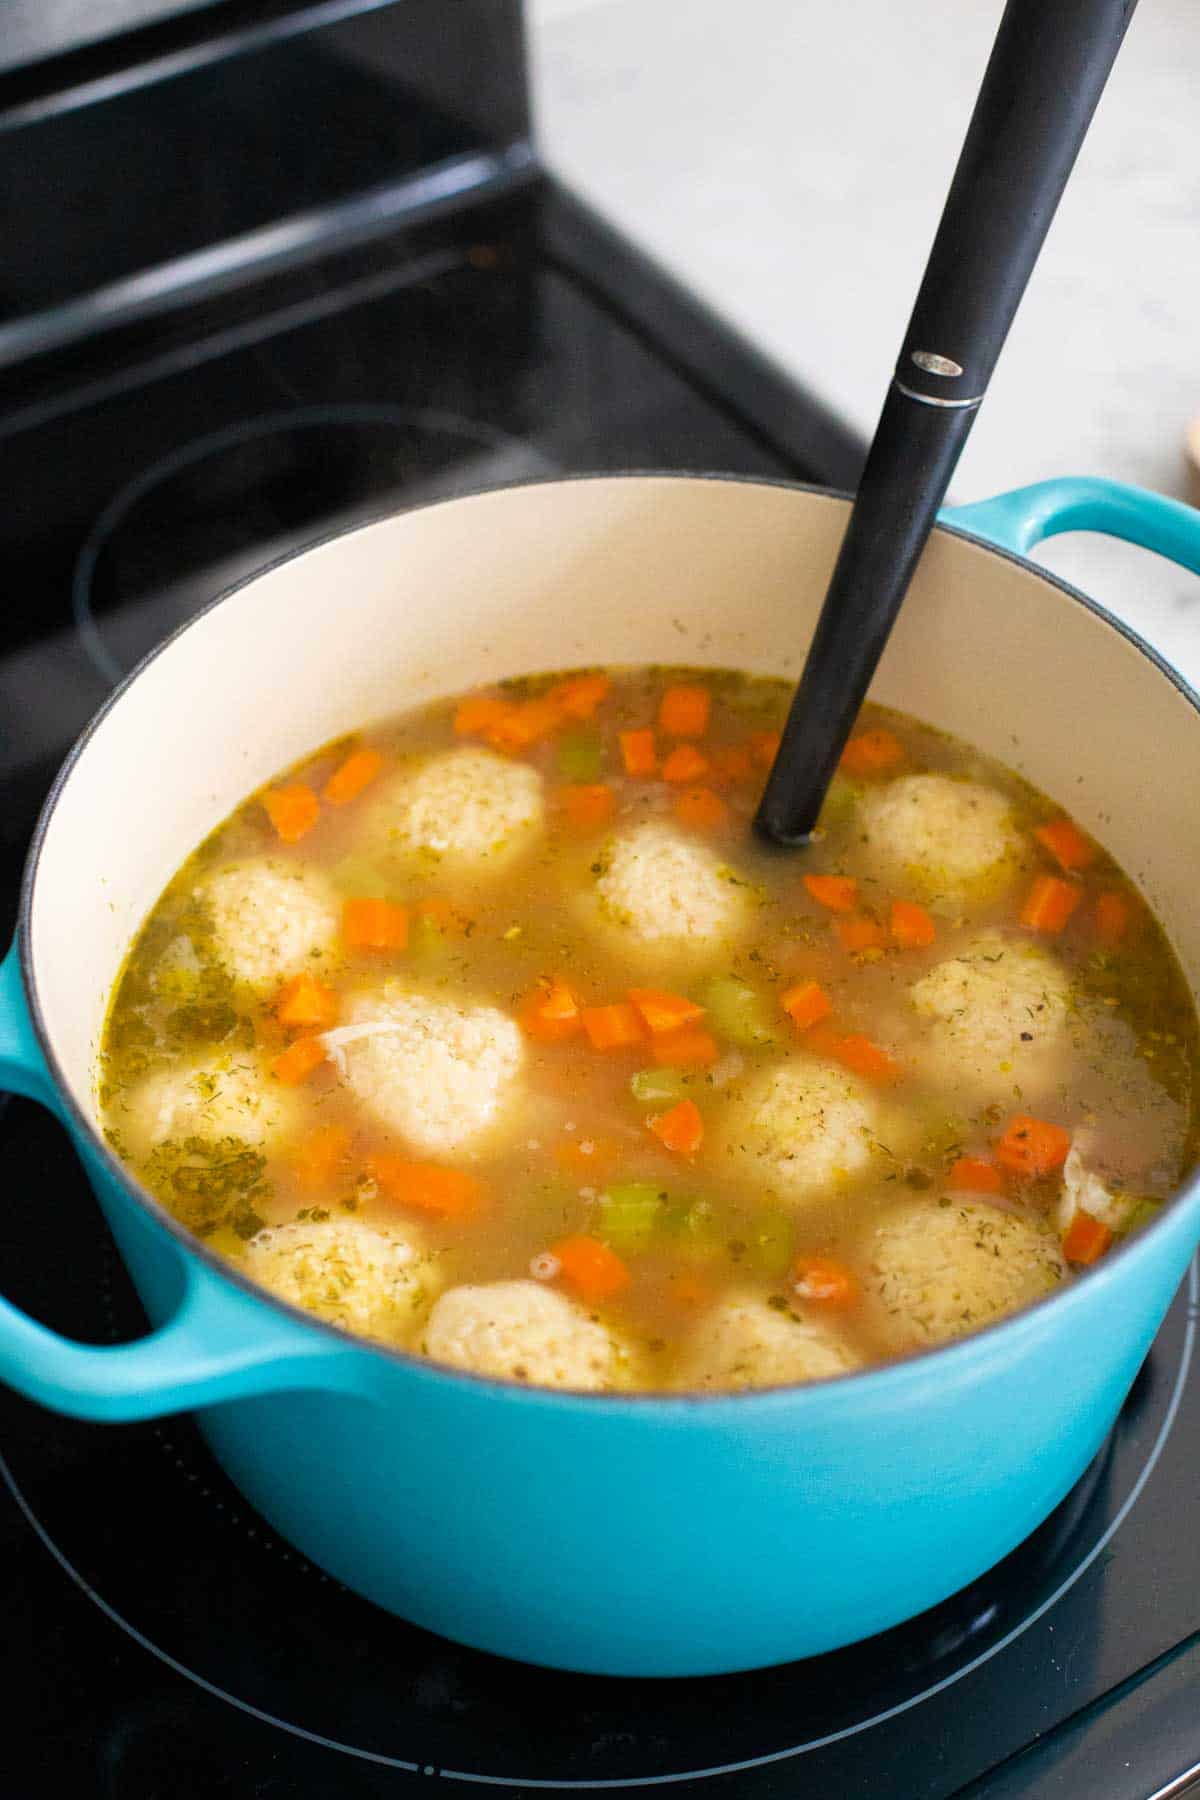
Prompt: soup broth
<box><xmin>100</xmin><ymin>668</ymin><xmax>1199</xmax><ymax>1392</ymax></box>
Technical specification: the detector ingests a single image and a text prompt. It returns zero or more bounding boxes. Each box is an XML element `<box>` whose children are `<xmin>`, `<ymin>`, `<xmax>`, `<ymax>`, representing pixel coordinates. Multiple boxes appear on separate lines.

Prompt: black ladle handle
<box><xmin>756</xmin><ymin>0</ymin><xmax>1138</xmax><ymax>846</ymax></box>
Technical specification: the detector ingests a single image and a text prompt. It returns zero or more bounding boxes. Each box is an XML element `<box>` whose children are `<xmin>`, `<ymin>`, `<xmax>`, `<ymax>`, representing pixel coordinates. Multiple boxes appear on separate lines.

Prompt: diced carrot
<box><xmin>791</xmin><ymin>1254</ymin><xmax>858</xmax><ymax>1306</ymax></box>
<box><xmin>668</xmin><ymin>1270</ymin><xmax>714</xmax><ymax>1307</ymax></box>
<box><xmin>547</xmin><ymin>672</ymin><xmax>611</xmax><ymax>720</ymax></box>
<box><xmin>674</xmin><ymin>786</ymin><xmax>729</xmax><ymax>832</ymax></box>
<box><xmin>580</xmin><ymin>1002</ymin><xmax>646</xmax><ymax>1052</ymax></box>
<box><xmin>947</xmin><ymin>1156</ymin><xmax>1004</xmax><ymax>1194</ymax></box>
<box><xmin>1062</xmin><ymin>1208</ymin><xmax>1114</xmax><ymax>1266</ymax></box>
<box><xmin>995</xmin><ymin>1114</ymin><xmax>1072</xmax><ymax>1178</ymax></box>
<box><xmin>537</xmin><ymin>976</ymin><xmax>581</xmax><ymax>1023</ymax></box>
<box><xmin>661</xmin><ymin>744</ymin><xmax>710</xmax><ymax>784</ymax></box>
<box><xmin>628</xmin><ymin>988</ymin><xmax>706</xmax><ymax>1034</ymax></box>
<box><xmin>550</xmin><ymin>1234</ymin><xmax>630</xmax><ymax>1302</ymax></box>
<box><xmin>291</xmin><ymin>1124</ymin><xmax>352</xmax><ymax>1189</ymax></box>
<box><xmin>366</xmin><ymin>1155</ymin><xmax>486</xmax><ymax>1219</ymax></box>
<box><xmin>747</xmin><ymin>729</ymin><xmax>781</xmax><ymax>768</ymax></box>
<box><xmin>836</xmin><ymin>915</ymin><xmax>888</xmax><ymax>953</ymax></box>
<box><xmin>520</xmin><ymin>976</ymin><xmax>582</xmax><ymax>1043</ymax></box>
<box><xmin>781</xmin><ymin>980</ymin><xmax>832</xmax><ymax>1031</ymax></box>
<box><xmin>454</xmin><ymin>694</ymin><xmax>510</xmax><ymax>737</ymax></box>
<box><xmin>559</xmin><ymin>783</ymin><xmax>617</xmax><ymax>831</ymax></box>
<box><xmin>648</xmin><ymin>1098</ymin><xmax>704</xmax><ymax>1156</ymax></box>
<box><xmin>270</xmin><ymin>1035</ymin><xmax>326</xmax><ymax>1085</ymax></box>
<box><xmin>804</xmin><ymin>873</ymin><xmax>858</xmax><ymax>913</ymax></box>
<box><xmin>708</xmin><ymin>745</ymin><xmax>754</xmax><ymax>786</ymax></box>
<box><xmin>322</xmin><ymin>747</ymin><xmax>384</xmax><ymax>807</ymax></box>
<box><xmin>890</xmin><ymin>899</ymin><xmax>937</xmax><ymax>948</ymax></box>
<box><xmin>1094</xmin><ymin>890</ymin><xmax>1132</xmax><ymax>946</ymax></box>
<box><xmin>342</xmin><ymin>897</ymin><xmax>409</xmax><ymax>952</ymax></box>
<box><xmin>555</xmin><ymin>1136</ymin><xmax>619</xmax><ymax>1176</ymax></box>
<box><xmin>412</xmin><ymin>895</ymin><xmax>472</xmax><ymax>938</ymax></box>
<box><xmin>658</xmin><ymin>684</ymin><xmax>711</xmax><ymax>738</ymax></box>
<box><xmin>1020</xmin><ymin>874</ymin><xmax>1083</xmax><ymax>935</ymax></box>
<box><xmin>1035</xmin><ymin>817</ymin><xmax>1096</xmax><ymax>872</ymax></box>
<box><xmin>839</xmin><ymin>728</ymin><xmax>905</xmax><ymax>778</ymax></box>
<box><xmin>619</xmin><ymin>728</ymin><xmax>657</xmax><ymax>777</ymax></box>
<box><xmin>262</xmin><ymin>783</ymin><xmax>320</xmax><ymax>844</ymax></box>
<box><xmin>651</xmin><ymin>1025</ymin><xmax>719</xmax><ymax>1068</ymax></box>
<box><xmin>486</xmin><ymin>697</ymin><xmax>561</xmax><ymax>751</ymax></box>
<box><xmin>822</xmin><ymin>1033</ymin><xmax>903</xmax><ymax>1084</ymax></box>
<box><xmin>275</xmin><ymin>970</ymin><xmax>339</xmax><ymax>1030</ymax></box>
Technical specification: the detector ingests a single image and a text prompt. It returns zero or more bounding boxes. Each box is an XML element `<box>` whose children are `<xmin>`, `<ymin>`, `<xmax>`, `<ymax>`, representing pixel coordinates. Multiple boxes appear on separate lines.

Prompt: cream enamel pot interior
<box><xmin>3</xmin><ymin>473</ymin><xmax>1200</xmax><ymax>1678</ymax></box>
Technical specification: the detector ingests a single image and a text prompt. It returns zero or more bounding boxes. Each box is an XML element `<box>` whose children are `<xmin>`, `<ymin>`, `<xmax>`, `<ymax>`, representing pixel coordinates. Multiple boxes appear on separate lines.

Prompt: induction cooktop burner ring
<box><xmin>70</xmin><ymin>401</ymin><xmax>554</xmax><ymax>686</ymax></box>
<box><xmin>3</xmin><ymin>1260</ymin><xmax>1195</xmax><ymax>1791</ymax></box>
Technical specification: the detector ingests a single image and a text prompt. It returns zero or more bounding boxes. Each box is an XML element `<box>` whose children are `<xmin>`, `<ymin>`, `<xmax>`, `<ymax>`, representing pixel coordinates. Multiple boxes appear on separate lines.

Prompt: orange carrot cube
<box><xmin>947</xmin><ymin>1156</ymin><xmax>1004</xmax><ymax>1194</ymax></box>
<box><xmin>262</xmin><ymin>783</ymin><xmax>320</xmax><ymax>844</ymax></box>
<box><xmin>628</xmin><ymin>988</ymin><xmax>706</xmax><ymax>1034</ymax></box>
<box><xmin>839</xmin><ymin>728</ymin><xmax>905</xmax><ymax>778</ymax></box>
<box><xmin>781</xmin><ymin>980</ymin><xmax>832</xmax><ymax>1031</ymax></box>
<box><xmin>619</xmin><ymin>728</ymin><xmax>657</xmax><ymax>777</ymax></box>
<box><xmin>550</xmin><ymin>1234</ymin><xmax>630</xmax><ymax>1302</ymax></box>
<box><xmin>1019</xmin><ymin>874</ymin><xmax>1082</xmax><ymax>934</ymax></box>
<box><xmin>342</xmin><ymin>897</ymin><xmax>409</xmax><ymax>952</ymax></box>
<box><xmin>1035</xmin><ymin>817</ymin><xmax>1096</xmax><ymax>872</ymax></box>
<box><xmin>322</xmin><ymin>747</ymin><xmax>384</xmax><ymax>807</ymax></box>
<box><xmin>270</xmin><ymin>1035</ymin><xmax>326</xmax><ymax>1085</ymax></box>
<box><xmin>366</xmin><ymin>1156</ymin><xmax>486</xmax><ymax>1218</ymax></box>
<box><xmin>658</xmin><ymin>685</ymin><xmax>711</xmax><ymax>738</ymax></box>
<box><xmin>836</xmin><ymin>915</ymin><xmax>888</xmax><ymax>953</ymax></box>
<box><xmin>995</xmin><ymin>1114</ymin><xmax>1072</xmax><ymax>1178</ymax></box>
<box><xmin>648</xmin><ymin>1098</ymin><xmax>704</xmax><ymax>1156</ymax></box>
<box><xmin>275</xmin><ymin>971</ymin><xmax>339</xmax><ymax>1030</ymax></box>
<box><xmin>580</xmin><ymin>1002</ymin><xmax>646</xmax><ymax>1052</ymax></box>
<box><xmin>547</xmin><ymin>672</ymin><xmax>611</xmax><ymax>720</ymax></box>
<box><xmin>520</xmin><ymin>976</ymin><xmax>582</xmax><ymax>1043</ymax></box>
<box><xmin>1062</xmin><ymin>1208</ymin><xmax>1114</xmax><ymax>1265</ymax></box>
<box><xmin>661</xmin><ymin>744</ymin><xmax>710</xmax><ymax>784</ymax></box>
<box><xmin>890</xmin><ymin>899</ymin><xmax>937</xmax><ymax>948</ymax></box>
<box><xmin>803</xmin><ymin>873</ymin><xmax>858</xmax><ymax>913</ymax></box>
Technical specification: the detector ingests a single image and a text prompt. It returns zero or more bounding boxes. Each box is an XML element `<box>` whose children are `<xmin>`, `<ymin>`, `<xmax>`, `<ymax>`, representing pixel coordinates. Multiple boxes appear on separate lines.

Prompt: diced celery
<box><xmin>818</xmin><ymin>774</ymin><xmax>861</xmax><ymax>830</ymax></box>
<box><xmin>557</xmin><ymin>731</ymin><xmax>605</xmax><ymax>781</ymax></box>
<box><xmin>630</xmin><ymin>1066</ymin><xmax>696</xmax><ymax>1107</ymax></box>
<box><xmin>1122</xmin><ymin>1197</ymin><xmax>1163</xmax><ymax>1237</ymax></box>
<box><xmin>329</xmin><ymin>853</ymin><xmax>389</xmax><ymax>898</ymax></box>
<box><xmin>598</xmin><ymin>1182</ymin><xmax>669</xmax><ymax>1251</ymax></box>
<box><xmin>746</xmin><ymin>1211</ymin><xmax>795</xmax><ymax>1276</ymax></box>
<box><xmin>662</xmin><ymin>1194</ymin><xmax>723</xmax><ymax>1263</ymax></box>
<box><xmin>702</xmin><ymin>975</ymin><xmax>777</xmax><ymax>1048</ymax></box>
<box><xmin>410</xmin><ymin>913</ymin><xmax>453</xmax><ymax>959</ymax></box>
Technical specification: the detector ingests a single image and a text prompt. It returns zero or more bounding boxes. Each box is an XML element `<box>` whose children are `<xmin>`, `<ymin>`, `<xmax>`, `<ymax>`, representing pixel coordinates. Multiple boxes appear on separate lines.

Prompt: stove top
<box><xmin>2</xmin><ymin>176</ymin><xmax>1199</xmax><ymax>1800</ymax></box>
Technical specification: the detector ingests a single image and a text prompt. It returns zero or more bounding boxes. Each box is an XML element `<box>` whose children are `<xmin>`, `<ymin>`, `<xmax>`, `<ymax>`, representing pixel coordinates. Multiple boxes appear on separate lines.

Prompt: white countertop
<box><xmin>530</xmin><ymin>0</ymin><xmax>1200</xmax><ymax>676</ymax></box>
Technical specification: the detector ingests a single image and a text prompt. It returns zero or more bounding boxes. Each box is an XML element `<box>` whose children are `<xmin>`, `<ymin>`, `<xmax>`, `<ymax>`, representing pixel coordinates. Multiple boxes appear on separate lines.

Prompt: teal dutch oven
<box><xmin>2</xmin><ymin>473</ymin><xmax>1200</xmax><ymax>1678</ymax></box>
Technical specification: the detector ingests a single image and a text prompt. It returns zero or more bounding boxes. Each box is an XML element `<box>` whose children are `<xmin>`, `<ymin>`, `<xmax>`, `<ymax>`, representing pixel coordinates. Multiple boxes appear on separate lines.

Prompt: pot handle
<box><xmin>942</xmin><ymin>476</ymin><xmax>1200</xmax><ymax>573</ymax></box>
<box><xmin>0</xmin><ymin>941</ymin><xmax>358</xmax><ymax>1422</ymax></box>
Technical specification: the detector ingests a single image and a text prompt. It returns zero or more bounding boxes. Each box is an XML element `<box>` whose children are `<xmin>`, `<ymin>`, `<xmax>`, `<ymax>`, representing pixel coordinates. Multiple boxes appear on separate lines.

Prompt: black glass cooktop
<box><xmin>2</xmin><ymin>180</ymin><xmax>1199</xmax><ymax>1800</ymax></box>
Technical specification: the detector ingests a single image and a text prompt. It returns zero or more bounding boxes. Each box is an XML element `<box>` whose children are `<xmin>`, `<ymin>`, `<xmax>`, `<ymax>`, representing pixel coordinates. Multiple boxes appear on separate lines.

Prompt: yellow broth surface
<box><xmin>100</xmin><ymin>669</ymin><xmax>1199</xmax><ymax>1392</ymax></box>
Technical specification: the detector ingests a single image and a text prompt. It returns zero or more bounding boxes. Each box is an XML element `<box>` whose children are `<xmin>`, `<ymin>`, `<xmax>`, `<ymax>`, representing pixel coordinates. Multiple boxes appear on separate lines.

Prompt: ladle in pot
<box><xmin>756</xmin><ymin>0</ymin><xmax>1139</xmax><ymax>846</ymax></box>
